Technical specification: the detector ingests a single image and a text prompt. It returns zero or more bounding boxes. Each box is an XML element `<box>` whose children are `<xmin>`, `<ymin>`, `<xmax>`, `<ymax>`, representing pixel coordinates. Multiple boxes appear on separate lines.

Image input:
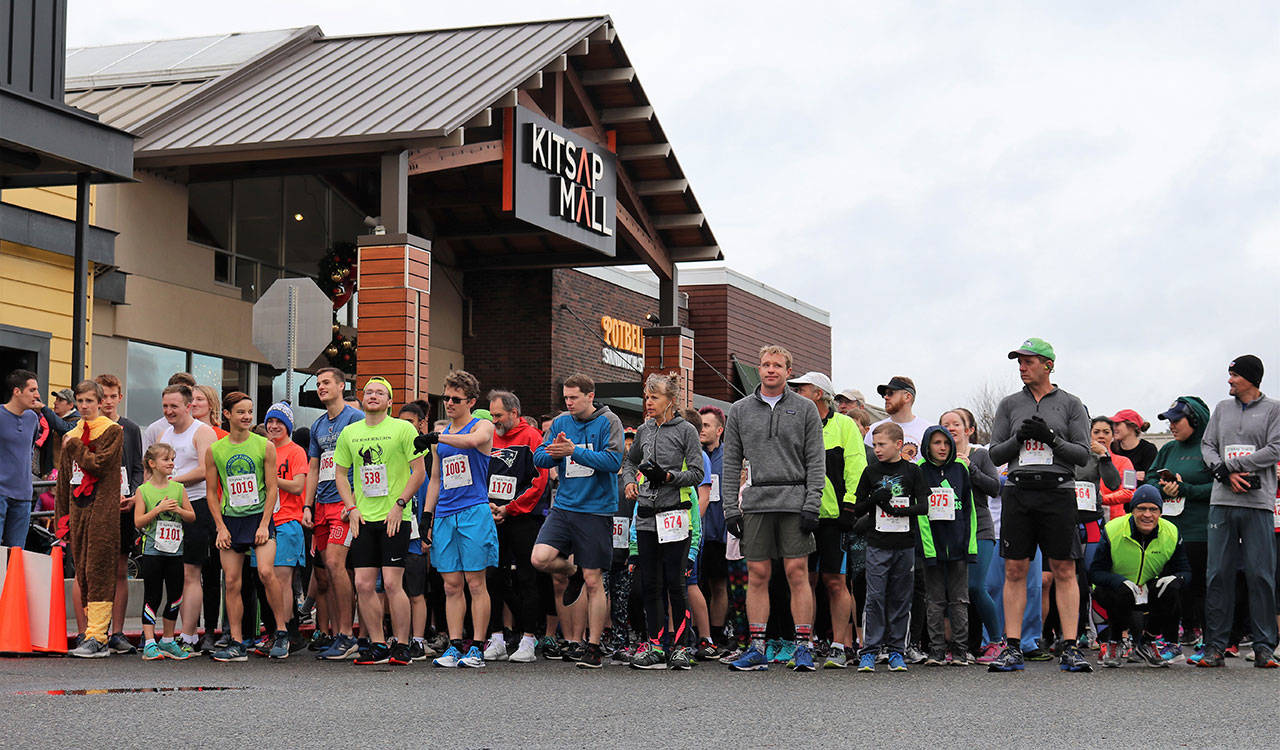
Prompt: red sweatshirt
<box><xmin>493</xmin><ymin>420</ymin><xmax>548</xmax><ymax>516</ymax></box>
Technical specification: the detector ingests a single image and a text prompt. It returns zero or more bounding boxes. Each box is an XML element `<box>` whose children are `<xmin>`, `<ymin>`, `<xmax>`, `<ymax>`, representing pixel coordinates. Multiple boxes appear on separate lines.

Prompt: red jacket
<box><xmin>493</xmin><ymin>420</ymin><xmax>548</xmax><ymax>516</ymax></box>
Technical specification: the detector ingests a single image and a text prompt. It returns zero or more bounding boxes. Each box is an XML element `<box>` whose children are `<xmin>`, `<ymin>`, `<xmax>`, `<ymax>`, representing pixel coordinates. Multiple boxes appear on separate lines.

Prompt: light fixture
<box><xmin>293</xmin><ymin>213</ymin><xmax>304</xmax><ymax>221</ymax></box>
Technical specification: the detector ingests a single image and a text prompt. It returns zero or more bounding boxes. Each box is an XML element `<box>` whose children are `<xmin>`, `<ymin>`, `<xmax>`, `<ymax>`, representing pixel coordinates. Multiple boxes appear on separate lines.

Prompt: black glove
<box><xmin>870</xmin><ymin>487</ymin><xmax>892</xmax><ymax>509</ymax></box>
<box><xmin>684</xmin><ymin>557</ymin><xmax>696</xmax><ymax>578</ymax></box>
<box><xmin>799</xmin><ymin>509</ymin><xmax>819</xmax><ymax>534</ymax></box>
<box><xmin>853</xmin><ymin>513</ymin><xmax>873</xmax><ymax>535</ymax></box>
<box><xmin>421</xmin><ymin>511</ymin><xmax>433</xmax><ymax>544</ymax></box>
<box><xmin>725</xmin><ymin>515</ymin><xmax>743</xmax><ymax>539</ymax></box>
<box><xmin>837</xmin><ymin>503</ymin><xmax>857</xmax><ymax>531</ymax></box>
<box><xmin>414</xmin><ymin>432</ymin><xmax>439</xmax><ymax>452</ymax></box>
<box><xmin>1025</xmin><ymin>416</ymin><xmax>1056</xmax><ymax>444</ymax></box>
<box><xmin>638</xmin><ymin>460</ymin><xmax>667</xmax><ymax>486</ymax></box>
<box><xmin>1212</xmin><ymin>463</ymin><xmax>1231</xmax><ymax>483</ymax></box>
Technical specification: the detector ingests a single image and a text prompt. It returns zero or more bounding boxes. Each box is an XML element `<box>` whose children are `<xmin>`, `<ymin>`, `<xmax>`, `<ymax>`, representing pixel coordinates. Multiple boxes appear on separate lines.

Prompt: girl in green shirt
<box><xmin>133</xmin><ymin>443</ymin><xmax>196</xmax><ymax>660</ymax></box>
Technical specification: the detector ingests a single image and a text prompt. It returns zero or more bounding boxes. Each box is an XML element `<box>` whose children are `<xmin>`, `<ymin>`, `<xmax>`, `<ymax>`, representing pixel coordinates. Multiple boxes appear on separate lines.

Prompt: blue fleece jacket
<box><xmin>534</xmin><ymin>404</ymin><xmax>624</xmax><ymax>515</ymax></box>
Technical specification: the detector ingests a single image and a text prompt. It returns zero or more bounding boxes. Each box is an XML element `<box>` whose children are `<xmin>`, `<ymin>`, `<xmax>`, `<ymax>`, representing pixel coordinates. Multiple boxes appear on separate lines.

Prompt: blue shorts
<box><xmin>535</xmin><ymin>507</ymin><xmax>612</xmax><ymax>571</ymax></box>
<box><xmin>432</xmin><ymin>503</ymin><xmax>499</xmax><ymax>573</ymax></box>
<box><xmin>687</xmin><ymin>551</ymin><xmax>701</xmax><ymax>585</ymax></box>
<box><xmin>251</xmin><ymin>520</ymin><xmax>305</xmax><ymax>568</ymax></box>
<box><xmin>224</xmin><ymin>513</ymin><xmax>273</xmax><ymax>554</ymax></box>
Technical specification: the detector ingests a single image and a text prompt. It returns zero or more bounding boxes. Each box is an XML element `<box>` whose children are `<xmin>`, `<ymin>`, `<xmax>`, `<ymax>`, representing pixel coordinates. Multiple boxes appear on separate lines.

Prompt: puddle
<box><xmin>18</xmin><ymin>686</ymin><xmax>249</xmax><ymax>696</ymax></box>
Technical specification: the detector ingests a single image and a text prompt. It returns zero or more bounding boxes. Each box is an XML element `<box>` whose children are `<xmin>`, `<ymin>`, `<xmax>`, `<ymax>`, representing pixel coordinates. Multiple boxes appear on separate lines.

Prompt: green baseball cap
<box><xmin>1008</xmin><ymin>337</ymin><xmax>1055</xmax><ymax>361</ymax></box>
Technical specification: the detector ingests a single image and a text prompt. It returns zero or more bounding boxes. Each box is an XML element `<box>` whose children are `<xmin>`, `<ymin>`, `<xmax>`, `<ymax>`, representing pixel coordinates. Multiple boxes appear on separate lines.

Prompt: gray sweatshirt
<box><xmin>722</xmin><ymin>386</ymin><xmax>825</xmax><ymax>519</ymax></box>
<box><xmin>989</xmin><ymin>385</ymin><xmax>1091</xmax><ymax>482</ymax></box>
<box><xmin>622</xmin><ymin>415</ymin><xmax>704</xmax><ymax>532</ymax></box>
<box><xmin>1201</xmin><ymin>393</ymin><xmax>1280</xmax><ymax>511</ymax></box>
<box><xmin>966</xmin><ymin>447</ymin><xmax>1001</xmax><ymax>542</ymax></box>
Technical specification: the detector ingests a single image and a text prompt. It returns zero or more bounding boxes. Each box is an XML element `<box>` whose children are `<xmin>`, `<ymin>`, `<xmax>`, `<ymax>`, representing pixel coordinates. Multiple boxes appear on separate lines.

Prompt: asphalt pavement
<box><xmin>1</xmin><ymin>651</ymin><xmax>1276</xmax><ymax>748</ymax></box>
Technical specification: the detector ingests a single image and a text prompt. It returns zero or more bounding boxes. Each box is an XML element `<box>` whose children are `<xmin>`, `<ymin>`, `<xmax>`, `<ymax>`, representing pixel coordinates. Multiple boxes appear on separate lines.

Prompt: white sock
<box><xmin>147</xmin><ymin>638</ymin><xmax>158</xmax><ymax>646</ymax></box>
<box><xmin>161</xmin><ymin>637</ymin><xmax>175</xmax><ymax>644</ymax></box>
<box><xmin>832</xmin><ymin>642</ymin><xmax>845</xmax><ymax>651</ymax></box>
<box><xmin>181</xmin><ymin>633</ymin><xmax>198</xmax><ymax>646</ymax></box>
<box><xmin>489</xmin><ymin>632</ymin><xmax>506</xmax><ymax>646</ymax></box>
<box><xmin>413</xmin><ymin>636</ymin><xmax>426</xmax><ymax>646</ymax></box>
<box><xmin>520</xmin><ymin>635</ymin><xmax>537</xmax><ymax>649</ymax></box>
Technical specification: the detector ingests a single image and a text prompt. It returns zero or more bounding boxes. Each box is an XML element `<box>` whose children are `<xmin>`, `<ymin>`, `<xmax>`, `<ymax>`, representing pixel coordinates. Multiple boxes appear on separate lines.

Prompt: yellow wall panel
<box><xmin>0</xmin><ymin>185</ymin><xmax>93</xmax><ymax>223</ymax></box>
<box><xmin>0</xmin><ymin>243</ymin><xmax>94</xmax><ymax>392</ymax></box>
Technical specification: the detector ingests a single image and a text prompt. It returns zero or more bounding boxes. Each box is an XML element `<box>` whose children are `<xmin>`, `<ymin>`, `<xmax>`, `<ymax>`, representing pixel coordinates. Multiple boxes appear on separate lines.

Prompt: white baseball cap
<box><xmin>787</xmin><ymin>371</ymin><xmax>834</xmax><ymax>397</ymax></box>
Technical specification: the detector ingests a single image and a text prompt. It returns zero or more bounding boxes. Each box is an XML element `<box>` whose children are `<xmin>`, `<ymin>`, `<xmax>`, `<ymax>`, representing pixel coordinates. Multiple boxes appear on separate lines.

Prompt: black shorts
<box><xmin>182</xmin><ymin>498</ymin><xmax>215</xmax><ymax>565</ymax></box>
<box><xmin>998</xmin><ymin>484</ymin><xmax>1081</xmax><ymax>562</ymax></box>
<box><xmin>699</xmin><ymin>540</ymin><xmax>728</xmax><ymax>582</ymax></box>
<box><xmin>120</xmin><ymin>510</ymin><xmax>138</xmax><ymax>555</ymax></box>
<box><xmin>224</xmin><ymin>512</ymin><xmax>274</xmax><ymax>554</ymax></box>
<box><xmin>534</xmin><ymin>508</ymin><xmax>612</xmax><ymax>571</ymax></box>
<box><xmin>403</xmin><ymin>551</ymin><xmax>428</xmax><ymax>597</ymax></box>
<box><xmin>348</xmin><ymin>520</ymin><xmax>410</xmax><ymax>569</ymax></box>
<box><xmin>809</xmin><ymin>523</ymin><xmax>848</xmax><ymax>574</ymax></box>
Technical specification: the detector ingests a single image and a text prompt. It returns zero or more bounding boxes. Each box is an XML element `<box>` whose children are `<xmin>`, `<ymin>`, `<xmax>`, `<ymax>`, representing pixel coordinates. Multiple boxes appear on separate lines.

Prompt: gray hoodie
<box><xmin>622</xmin><ymin>415</ymin><xmax>704</xmax><ymax>532</ymax></box>
<box><xmin>1202</xmin><ymin>393</ymin><xmax>1280</xmax><ymax>511</ymax></box>
<box><xmin>722</xmin><ymin>386</ymin><xmax>825</xmax><ymax>519</ymax></box>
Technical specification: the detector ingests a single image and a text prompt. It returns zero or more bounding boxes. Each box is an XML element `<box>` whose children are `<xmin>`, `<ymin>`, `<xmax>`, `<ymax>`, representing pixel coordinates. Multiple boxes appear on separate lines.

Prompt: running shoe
<box><xmin>1186</xmin><ymin>646</ymin><xmax>1206</xmax><ymax>666</ymax></box>
<box><xmin>69</xmin><ymin>637</ymin><xmax>109</xmax><ymax>658</ymax></box>
<box><xmin>924</xmin><ymin>649</ymin><xmax>947</xmax><ymax>666</ymax></box>
<box><xmin>108</xmin><ymin>632</ymin><xmax>137</xmax><ymax>655</ymax></box>
<box><xmin>718</xmin><ymin>646</ymin><xmax>744</xmax><ymax>665</ymax></box>
<box><xmin>483</xmin><ymin>639</ymin><xmax>509</xmax><ymax>662</ymax></box>
<box><xmin>1100</xmin><ymin>642</ymin><xmax>1123</xmax><ymax>668</ymax></box>
<box><xmin>540</xmin><ymin>635</ymin><xmax>565</xmax><ymax>660</ymax></box>
<box><xmin>70</xmin><ymin>633</ymin><xmax>83</xmax><ymax>649</ymax></box>
<box><xmin>1060</xmin><ymin>643</ymin><xmax>1094</xmax><ymax>672</ymax></box>
<box><xmin>458</xmin><ymin>645</ymin><xmax>486</xmax><ymax>668</ymax></box>
<box><xmin>388</xmin><ymin>642</ymin><xmax>413</xmax><ymax>666</ymax></box>
<box><xmin>408</xmin><ymin>640</ymin><xmax>426</xmax><ymax>662</ymax></box>
<box><xmin>950</xmin><ymin>651</ymin><xmax>973</xmax><ymax>666</ymax></box>
<box><xmin>764</xmin><ymin>639</ymin><xmax>782</xmax><ymax>663</ymax></box>
<box><xmin>1124</xmin><ymin>637</ymin><xmax>1141</xmax><ymax>663</ymax></box>
<box><xmin>211</xmin><ymin>641</ymin><xmax>248</xmax><ymax>662</ymax></box>
<box><xmin>975</xmin><ymin>642</ymin><xmax>1003</xmax><ymax>665</ymax></box>
<box><xmin>511</xmin><ymin>639</ymin><xmax>538</xmax><ymax>663</ymax></box>
<box><xmin>158</xmin><ymin>640</ymin><xmax>193</xmax><ymax>660</ymax></box>
<box><xmin>667</xmin><ymin>646</ymin><xmax>693</xmax><ymax>670</ymax></box>
<box><xmin>142</xmin><ymin>642</ymin><xmax>164</xmax><ymax>661</ymax></box>
<box><xmin>250</xmin><ymin>634</ymin><xmax>271</xmax><ymax>657</ymax></box>
<box><xmin>354</xmin><ymin>642</ymin><xmax>391</xmax><ymax>665</ymax></box>
<box><xmin>1180</xmin><ymin>628</ymin><xmax>1202</xmax><ymax>647</ymax></box>
<box><xmin>576</xmin><ymin>642</ymin><xmax>604</xmax><ymax>669</ymax></box>
<box><xmin>427</xmin><ymin>631</ymin><xmax>450</xmax><ymax>655</ymax></box>
<box><xmin>198</xmin><ymin>633</ymin><xmax>220</xmax><ymax>654</ymax></box>
<box><xmin>904</xmin><ymin>645</ymin><xmax>928</xmax><ymax>664</ymax></box>
<box><xmin>1132</xmin><ymin>641</ymin><xmax>1166</xmax><ymax>668</ymax></box>
<box><xmin>1252</xmin><ymin>648</ymin><xmax>1278</xmax><ymax>668</ymax></box>
<box><xmin>1194</xmin><ymin>647</ymin><xmax>1225</xmax><ymax>668</ymax></box>
<box><xmin>1156</xmin><ymin>640</ymin><xmax>1184</xmax><ymax>663</ymax></box>
<box><xmin>789</xmin><ymin>643</ymin><xmax>815</xmax><ymax>672</ymax></box>
<box><xmin>308</xmin><ymin>630</ymin><xmax>333</xmax><ymax>652</ymax></box>
<box><xmin>728</xmin><ymin>644</ymin><xmax>769</xmax><ymax>671</ymax></box>
<box><xmin>823</xmin><ymin>646</ymin><xmax>848</xmax><ymax>669</ymax></box>
<box><xmin>433</xmin><ymin>645</ymin><xmax>462</xmax><ymax>668</ymax></box>
<box><xmin>562</xmin><ymin>565</ymin><xmax>586</xmax><ymax>606</ymax></box>
<box><xmin>631</xmin><ymin>642</ymin><xmax>668</xmax><ymax>670</ymax></box>
<box><xmin>613</xmin><ymin>644</ymin><xmax>638</xmax><ymax>666</ymax></box>
<box><xmin>564</xmin><ymin>641</ymin><xmax>586</xmax><ymax>662</ymax></box>
<box><xmin>695</xmin><ymin>638</ymin><xmax>722</xmax><ymax>662</ymax></box>
<box><xmin>268</xmin><ymin>630</ymin><xmax>291</xmax><ymax>659</ymax></box>
<box><xmin>318</xmin><ymin>634</ymin><xmax>360</xmax><ymax>661</ymax></box>
<box><xmin>857</xmin><ymin>652</ymin><xmax>876</xmax><ymax>672</ymax></box>
<box><xmin>886</xmin><ymin>652</ymin><xmax>908</xmax><ymax>672</ymax></box>
<box><xmin>773</xmin><ymin>640</ymin><xmax>797</xmax><ymax>664</ymax></box>
<box><xmin>214</xmin><ymin>632</ymin><xmax>232</xmax><ymax>650</ymax></box>
<box><xmin>1224</xmin><ymin>644</ymin><xmax>1240</xmax><ymax>658</ymax></box>
<box><xmin>1024</xmin><ymin>646</ymin><xmax>1054</xmax><ymax>661</ymax></box>
<box><xmin>987</xmin><ymin>644</ymin><xmax>1024</xmax><ymax>672</ymax></box>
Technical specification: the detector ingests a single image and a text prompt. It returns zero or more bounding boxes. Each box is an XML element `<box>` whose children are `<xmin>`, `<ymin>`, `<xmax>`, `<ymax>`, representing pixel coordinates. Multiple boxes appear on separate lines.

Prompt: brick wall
<box><xmin>460</xmin><ymin>269</ymin><xmax>555</xmax><ymax>418</ymax></box>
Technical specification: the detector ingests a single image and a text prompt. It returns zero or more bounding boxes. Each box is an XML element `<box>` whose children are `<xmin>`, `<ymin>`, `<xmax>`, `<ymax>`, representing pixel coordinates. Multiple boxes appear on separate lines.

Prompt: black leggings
<box><xmin>636</xmin><ymin>530</ymin><xmax>691</xmax><ymax>647</ymax></box>
<box><xmin>141</xmin><ymin>555</ymin><xmax>184</xmax><ymax>626</ymax></box>
<box><xmin>487</xmin><ymin>514</ymin><xmax>544</xmax><ymax>636</ymax></box>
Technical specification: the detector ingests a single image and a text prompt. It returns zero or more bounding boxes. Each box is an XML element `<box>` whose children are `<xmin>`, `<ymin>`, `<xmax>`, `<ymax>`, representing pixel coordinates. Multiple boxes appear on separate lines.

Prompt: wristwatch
<box><xmin>395</xmin><ymin>497</ymin><xmax>408</xmax><ymax>509</ymax></box>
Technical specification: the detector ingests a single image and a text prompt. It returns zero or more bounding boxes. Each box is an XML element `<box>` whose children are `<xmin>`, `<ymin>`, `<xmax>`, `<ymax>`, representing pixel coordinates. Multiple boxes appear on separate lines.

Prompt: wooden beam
<box><xmin>567</xmin><ymin>39</ymin><xmax>590</xmax><ymax>56</ymax></box>
<box><xmin>651</xmin><ymin>213</ymin><xmax>704</xmax><ymax>229</ymax></box>
<box><xmin>589</xmin><ymin>24</ymin><xmax>615</xmax><ymax>43</ymax></box>
<box><xmin>543</xmin><ymin>54</ymin><xmax>568</xmax><ymax>73</ymax></box>
<box><xmin>618</xmin><ymin>143</ymin><xmax>671</xmax><ymax>160</ymax></box>
<box><xmin>601</xmin><ymin>106</ymin><xmax>653</xmax><ymax>124</ymax></box>
<box><xmin>463</xmin><ymin>108</ymin><xmax>492</xmax><ymax>128</ymax></box>
<box><xmin>407</xmin><ymin>139</ymin><xmax>503</xmax><ymax>175</ymax></box>
<box><xmin>581</xmin><ymin>67</ymin><xmax>635</xmax><ymax>85</ymax></box>
<box><xmin>519</xmin><ymin>71</ymin><xmax>543</xmax><ymax>91</ymax></box>
<box><xmin>495</xmin><ymin>90</ymin><xmax>517</xmax><ymax>108</ymax></box>
<box><xmin>669</xmin><ymin>245</ymin><xmax>722</xmax><ymax>262</ymax></box>
<box><xmin>616</xmin><ymin>201</ymin><xmax>672</xmax><ymax>278</ymax></box>
<box><xmin>635</xmin><ymin>179</ymin><xmax>687</xmax><ymax>196</ymax></box>
<box><xmin>516</xmin><ymin>89</ymin><xmax>548</xmax><ymax>119</ymax></box>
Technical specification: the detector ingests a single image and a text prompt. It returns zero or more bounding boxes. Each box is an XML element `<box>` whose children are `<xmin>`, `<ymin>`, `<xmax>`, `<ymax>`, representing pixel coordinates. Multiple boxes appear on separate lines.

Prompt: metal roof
<box><xmin>66</xmin><ymin>29</ymin><xmax>308</xmax><ymax>88</ymax></box>
<box><xmin>64</xmin><ymin>81</ymin><xmax>207</xmax><ymax>132</ymax></box>
<box><xmin>135</xmin><ymin>18</ymin><xmax>608</xmax><ymax>154</ymax></box>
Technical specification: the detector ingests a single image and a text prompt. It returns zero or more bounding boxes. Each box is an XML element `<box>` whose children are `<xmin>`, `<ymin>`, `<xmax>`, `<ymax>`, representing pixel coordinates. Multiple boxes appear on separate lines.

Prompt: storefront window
<box><xmin>187</xmin><ymin>181</ymin><xmax>231</xmax><ymax>250</ymax></box>
<box><xmin>191</xmin><ymin>353</ymin><xmax>222</xmax><ymax>394</ymax></box>
<box><xmin>285</xmin><ymin>176</ymin><xmax>329</xmax><ymax>278</ymax></box>
<box><xmin>233</xmin><ymin>177</ymin><xmax>283</xmax><ymax>264</ymax></box>
<box><xmin>125</xmin><ymin>340</ymin><xmax>186</xmax><ymax>426</ymax></box>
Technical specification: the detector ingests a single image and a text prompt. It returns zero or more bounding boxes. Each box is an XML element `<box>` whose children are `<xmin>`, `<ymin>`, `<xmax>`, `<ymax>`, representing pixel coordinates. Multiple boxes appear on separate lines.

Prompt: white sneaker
<box><xmin>483</xmin><ymin>639</ymin><xmax>509</xmax><ymax>661</ymax></box>
<box><xmin>510</xmin><ymin>640</ymin><xmax>538</xmax><ymax>663</ymax></box>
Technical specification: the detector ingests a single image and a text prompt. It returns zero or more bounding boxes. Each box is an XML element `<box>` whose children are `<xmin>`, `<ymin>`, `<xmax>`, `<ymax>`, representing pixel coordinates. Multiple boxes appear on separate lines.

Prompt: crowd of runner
<box><xmin>1</xmin><ymin>338</ymin><xmax>1277</xmax><ymax>672</ymax></box>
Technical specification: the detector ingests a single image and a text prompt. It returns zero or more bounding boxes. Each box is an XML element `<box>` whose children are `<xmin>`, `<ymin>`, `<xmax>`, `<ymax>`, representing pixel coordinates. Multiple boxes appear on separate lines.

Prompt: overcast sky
<box><xmin>68</xmin><ymin>1</ymin><xmax>1280</xmax><ymax>429</ymax></box>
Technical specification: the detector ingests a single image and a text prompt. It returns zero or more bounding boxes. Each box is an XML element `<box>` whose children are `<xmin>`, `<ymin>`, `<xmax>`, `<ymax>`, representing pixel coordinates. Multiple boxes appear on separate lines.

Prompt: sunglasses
<box><xmin>442</xmin><ymin>395</ymin><xmax>469</xmax><ymax>404</ymax></box>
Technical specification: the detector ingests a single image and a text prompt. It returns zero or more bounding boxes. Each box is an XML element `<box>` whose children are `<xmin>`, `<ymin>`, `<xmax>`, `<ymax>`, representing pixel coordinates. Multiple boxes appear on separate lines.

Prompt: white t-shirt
<box><xmin>864</xmin><ymin>415</ymin><xmax>932</xmax><ymax>463</ymax></box>
<box><xmin>760</xmin><ymin>392</ymin><xmax>784</xmax><ymax>410</ymax></box>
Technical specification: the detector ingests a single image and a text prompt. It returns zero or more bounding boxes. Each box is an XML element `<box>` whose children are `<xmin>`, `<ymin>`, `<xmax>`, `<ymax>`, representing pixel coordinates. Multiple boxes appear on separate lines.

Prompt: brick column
<box><xmin>355</xmin><ymin>234</ymin><xmax>431</xmax><ymax>404</ymax></box>
<box><xmin>642</xmin><ymin>326</ymin><xmax>695</xmax><ymax>411</ymax></box>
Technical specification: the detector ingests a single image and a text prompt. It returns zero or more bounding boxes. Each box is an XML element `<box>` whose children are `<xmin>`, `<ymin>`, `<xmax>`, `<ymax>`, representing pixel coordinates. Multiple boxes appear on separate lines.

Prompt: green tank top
<box><xmin>140</xmin><ymin>480</ymin><xmax>186</xmax><ymax>556</ymax></box>
<box><xmin>210</xmin><ymin>433</ymin><xmax>269</xmax><ymax>518</ymax></box>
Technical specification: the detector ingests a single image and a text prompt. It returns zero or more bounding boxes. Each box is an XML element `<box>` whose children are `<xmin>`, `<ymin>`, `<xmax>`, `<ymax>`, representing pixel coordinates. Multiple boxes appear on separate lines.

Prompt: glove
<box><xmin>638</xmin><ymin>460</ymin><xmax>667</xmax><ymax>486</ymax></box>
<box><xmin>1154</xmin><ymin>575</ymin><xmax>1178</xmax><ymax>598</ymax></box>
<box><xmin>1022</xmin><ymin>416</ymin><xmax>1055</xmax><ymax>444</ymax></box>
<box><xmin>414</xmin><ymin>432</ymin><xmax>439</xmax><ymax>452</ymax></box>
<box><xmin>1212</xmin><ymin>463</ymin><xmax>1231</xmax><ymax>484</ymax></box>
<box><xmin>837</xmin><ymin>503</ymin><xmax>857</xmax><ymax>531</ymax></box>
<box><xmin>1016</xmin><ymin>418</ymin><xmax>1037</xmax><ymax>441</ymax></box>
<box><xmin>799</xmin><ymin>509</ymin><xmax>819</xmax><ymax>534</ymax></box>
<box><xmin>684</xmin><ymin>557</ymin><xmax>696</xmax><ymax>578</ymax></box>
<box><xmin>725</xmin><ymin>515</ymin><xmax>743</xmax><ymax>539</ymax></box>
<box><xmin>1122</xmin><ymin>579</ymin><xmax>1143</xmax><ymax>603</ymax></box>
<box><xmin>870</xmin><ymin>487</ymin><xmax>892</xmax><ymax>509</ymax></box>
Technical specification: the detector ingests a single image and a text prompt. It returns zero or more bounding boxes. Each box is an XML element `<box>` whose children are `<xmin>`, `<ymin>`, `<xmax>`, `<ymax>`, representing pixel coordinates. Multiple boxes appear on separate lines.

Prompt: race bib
<box><xmin>1074</xmin><ymin>481</ymin><xmax>1097</xmax><ymax>512</ymax></box>
<box><xmin>227</xmin><ymin>473</ymin><xmax>259</xmax><ymax>508</ymax></box>
<box><xmin>121</xmin><ymin>466</ymin><xmax>130</xmax><ymax>496</ymax></box>
<box><xmin>154</xmin><ymin>520</ymin><xmax>183</xmax><ymax>554</ymax></box>
<box><xmin>319</xmin><ymin>450</ymin><xmax>336</xmax><ymax>482</ymax></box>
<box><xmin>1224</xmin><ymin>444</ymin><xmax>1255</xmax><ymax>461</ymax></box>
<box><xmin>442</xmin><ymin>454</ymin><xmax>473</xmax><ymax>490</ymax></box>
<box><xmin>409</xmin><ymin>507</ymin><xmax>421</xmax><ymax>540</ymax></box>
<box><xmin>70</xmin><ymin>463</ymin><xmax>83</xmax><ymax>486</ymax></box>
<box><xmin>928</xmin><ymin>487</ymin><xmax>956</xmax><ymax>522</ymax></box>
<box><xmin>1019</xmin><ymin>440</ymin><xmax>1053</xmax><ymax>466</ymax></box>
<box><xmin>1133</xmin><ymin>584</ymin><xmax>1148</xmax><ymax>605</ymax></box>
<box><xmin>361</xmin><ymin>463</ymin><xmax>388</xmax><ymax>497</ymax></box>
<box><xmin>709</xmin><ymin>474</ymin><xmax>721</xmax><ymax>503</ymax></box>
<box><xmin>725</xmin><ymin>531</ymin><xmax>743</xmax><ymax>561</ymax></box>
<box><xmin>1122</xmin><ymin>470</ymin><xmax>1137</xmax><ymax>490</ymax></box>
<box><xmin>488</xmin><ymin>474</ymin><xmax>517</xmax><ymax>501</ymax></box>
<box><xmin>875</xmin><ymin>496</ymin><xmax>910</xmax><ymax>533</ymax></box>
<box><xmin>565</xmin><ymin>446</ymin><xmax>594</xmax><ymax>479</ymax></box>
<box><xmin>656</xmin><ymin>508</ymin><xmax>689</xmax><ymax>543</ymax></box>
<box><xmin>612</xmin><ymin>516</ymin><xmax>631</xmax><ymax>549</ymax></box>
<box><xmin>1163</xmin><ymin>495</ymin><xmax>1185</xmax><ymax>517</ymax></box>
<box><xmin>1273</xmin><ymin>495</ymin><xmax>1279</xmax><ymax>531</ymax></box>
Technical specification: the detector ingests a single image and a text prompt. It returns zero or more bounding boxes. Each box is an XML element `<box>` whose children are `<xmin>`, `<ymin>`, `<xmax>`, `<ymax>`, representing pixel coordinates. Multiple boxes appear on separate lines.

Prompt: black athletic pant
<box><xmin>141</xmin><ymin>555</ymin><xmax>184</xmax><ymax>627</ymax></box>
<box><xmin>202</xmin><ymin>543</ymin><xmax>222</xmax><ymax>634</ymax></box>
<box><xmin>487</xmin><ymin>513</ymin><xmax>544</xmax><ymax>636</ymax></box>
<box><xmin>637</xmin><ymin>530</ymin><xmax>692</xmax><ymax>647</ymax></box>
<box><xmin>1094</xmin><ymin>579</ymin><xmax>1182</xmax><ymax>641</ymax></box>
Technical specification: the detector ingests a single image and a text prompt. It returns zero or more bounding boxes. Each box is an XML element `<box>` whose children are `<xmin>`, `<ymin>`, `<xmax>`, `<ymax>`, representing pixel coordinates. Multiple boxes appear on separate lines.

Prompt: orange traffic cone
<box><xmin>0</xmin><ymin>548</ymin><xmax>32</xmax><ymax>653</ymax></box>
<box><xmin>33</xmin><ymin>547</ymin><xmax>67</xmax><ymax>653</ymax></box>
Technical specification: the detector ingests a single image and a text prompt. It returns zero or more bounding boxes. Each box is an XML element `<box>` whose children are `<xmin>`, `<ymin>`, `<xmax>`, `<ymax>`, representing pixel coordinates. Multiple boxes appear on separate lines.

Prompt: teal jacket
<box><xmin>1143</xmin><ymin>396</ymin><xmax>1212</xmax><ymax>542</ymax></box>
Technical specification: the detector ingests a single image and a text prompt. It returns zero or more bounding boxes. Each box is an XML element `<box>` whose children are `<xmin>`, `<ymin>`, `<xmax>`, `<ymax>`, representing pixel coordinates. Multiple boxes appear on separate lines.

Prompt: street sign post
<box><xmin>252</xmin><ymin>278</ymin><xmax>334</xmax><ymax>406</ymax></box>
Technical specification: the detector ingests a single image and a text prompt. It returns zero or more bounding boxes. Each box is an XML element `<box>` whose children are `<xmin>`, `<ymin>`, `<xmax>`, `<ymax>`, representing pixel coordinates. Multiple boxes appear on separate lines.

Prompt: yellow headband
<box><xmin>365</xmin><ymin>377</ymin><xmax>393</xmax><ymax>400</ymax></box>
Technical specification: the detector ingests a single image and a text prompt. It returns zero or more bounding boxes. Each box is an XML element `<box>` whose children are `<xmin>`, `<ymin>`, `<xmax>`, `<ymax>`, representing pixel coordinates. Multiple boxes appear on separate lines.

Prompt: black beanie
<box><xmin>1229</xmin><ymin>355</ymin><xmax>1263</xmax><ymax>388</ymax></box>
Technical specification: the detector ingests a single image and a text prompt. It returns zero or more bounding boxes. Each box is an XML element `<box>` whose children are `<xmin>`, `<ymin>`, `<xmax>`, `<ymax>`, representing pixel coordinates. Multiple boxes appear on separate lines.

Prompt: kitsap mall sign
<box><xmin>505</xmin><ymin>105</ymin><xmax>617</xmax><ymax>256</ymax></box>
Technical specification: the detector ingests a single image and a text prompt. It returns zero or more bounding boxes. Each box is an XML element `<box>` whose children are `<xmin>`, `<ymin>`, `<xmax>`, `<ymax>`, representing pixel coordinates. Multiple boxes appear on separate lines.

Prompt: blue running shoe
<box><xmin>774</xmin><ymin>640</ymin><xmax>796</xmax><ymax>664</ymax></box>
<box><xmin>459</xmin><ymin>645</ymin><xmax>486</xmax><ymax>668</ymax></box>
<box><xmin>433</xmin><ymin>645</ymin><xmax>462</xmax><ymax>668</ymax></box>
<box><xmin>729</xmin><ymin>644</ymin><xmax>769</xmax><ymax>671</ymax></box>
<box><xmin>318</xmin><ymin>633</ymin><xmax>359</xmax><ymax>661</ymax></box>
<box><xmin>857</xmin><ymin>653</ymin><xmax>876</xmax><ymax>672</ymax></box>
<box><xmin>886</xmin><ymin>651</ymin><xmax>908</xmax><ymax>672</ymax></box>
<box><xmin>764</xmin><ymin>639</ymin><xmax>781</xmax><ymax>663</ymax></box>
<box><xmin>790</xmin><ymin>643</ymin><xmax>815</xmax><ymax>672</ymax></box>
